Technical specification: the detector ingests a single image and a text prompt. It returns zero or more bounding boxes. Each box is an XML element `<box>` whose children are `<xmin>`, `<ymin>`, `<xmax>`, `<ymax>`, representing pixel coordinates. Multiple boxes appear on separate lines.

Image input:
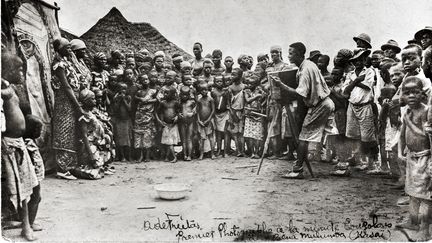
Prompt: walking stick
<box><xmin>257</xmin><ymin>74</ymin><xmax>273</xmax><ymax>175</ymax></box>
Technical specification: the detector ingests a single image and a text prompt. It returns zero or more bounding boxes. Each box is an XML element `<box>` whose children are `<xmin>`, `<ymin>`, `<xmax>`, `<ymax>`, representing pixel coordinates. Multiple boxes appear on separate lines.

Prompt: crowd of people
<box><xmin>1</xmin><ymin>25</ymin><xmax>432</xmax><ymax>241</ymax></box>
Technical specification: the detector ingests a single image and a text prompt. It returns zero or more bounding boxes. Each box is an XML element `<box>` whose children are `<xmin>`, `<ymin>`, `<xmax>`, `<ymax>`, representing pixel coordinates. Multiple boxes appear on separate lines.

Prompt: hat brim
<box><xmin>381</xmin><ymin>44</ymin><xmax>401</xmax><ymax>53</ymax></box>
<box><xmin>349</xmin><ymin>49</ymin><xmax>371</xmax><ymax>61</ymax></box>
<box><xmin>414</xmin><ymin>28</ymin><xmax>432</xmax><ymax>41</ymax></box>
<box><xmin>353</xmin><ymin>37</ymin><xmax>372</xmax><ymax>49</ymax></box>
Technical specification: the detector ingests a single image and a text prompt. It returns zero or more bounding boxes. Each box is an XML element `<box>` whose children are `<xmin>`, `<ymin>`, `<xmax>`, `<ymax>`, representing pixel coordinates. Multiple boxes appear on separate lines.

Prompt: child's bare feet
<box><xmin>251</xmin><ymin>154</ymin><xmax>259</xmax><ymax>159</ymax></box>
<box><xmin>169</xmin><ymin>157</ymin><xmax>177</xmax><ymax>163</ymax></box>
<box><xmin>185</xmin><ymin>156</ymin><xmax>191</xmax><ymax>161</ymax></box>
<box><xmin>199</xmin><ymin>154</ymin><xmax>204</xmax><ymax>160</ymax></box>
<box><xmin>223</xmin><ymin>153</ymin><xmax>228</xmax><ymax>158</ymax></box>
<box><xmin>211</xmin><ymin>154</ymin><xmax>216</xmax><ymax>160</ymax></box>
<box><xmin>237</xmin><ymin>153</ymin><xmax>245</xmax><ymax>157</ymax></box>
<box><xmin>21</xmin><ymin>228</ymin><xmax>37</xmax><ymax>241</ymax></box>
<box><xmin>164</xmin><ymin>157</ymin><xmax>169</xmax><ymax>162</ymax></box>
<box><xmin>121</xmin><ymin>158</ymin><xmax>126</xmax><ymax>162</ymax></box>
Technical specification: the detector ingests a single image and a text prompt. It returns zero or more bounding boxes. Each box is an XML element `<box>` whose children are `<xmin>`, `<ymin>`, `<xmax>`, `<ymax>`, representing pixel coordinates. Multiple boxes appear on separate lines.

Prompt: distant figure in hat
<box><xmin>317</xmin><ymin>54</ymin><xmax>330</xmax><ymax>78</ymax></box>
<box><xmin>415</xmin><ymin>26</ymin><xmax>432</xmax><ymax>80</ymax></box>
<box><xmin>381</xmin><ymin>39</ymin><xmax>401</xmax><ymax>62</ymax></box>
<box><xmin>353</xmin><ymin>33</ymin><xmax>372</xmax><ymax>50</ymax></box>
<box><xmin>70</xmin><ymin>39</ymin><xmax>92</xmax><ymax>89</ymax></box>
<box><xmin>308</xmin><ymin>50</ymin><xmax>322</xmax><ymax>65</ymax></box>
<box><xmin>211</xmin><ymin>49</ymin><xmax>225</xmax><ymax>76</ymax></box>
<box><xmin>342</xmin><ymin>48</ymin><xmax>379</xmax><ymax>173</ymax></box>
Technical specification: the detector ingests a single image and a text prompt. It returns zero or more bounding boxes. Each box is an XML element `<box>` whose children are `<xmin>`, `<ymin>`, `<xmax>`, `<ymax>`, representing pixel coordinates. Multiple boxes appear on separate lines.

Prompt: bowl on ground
<box><xmin>154</xmin><ymin>183</ymin><xmax>191</xmax><ymax>200</ymax></box>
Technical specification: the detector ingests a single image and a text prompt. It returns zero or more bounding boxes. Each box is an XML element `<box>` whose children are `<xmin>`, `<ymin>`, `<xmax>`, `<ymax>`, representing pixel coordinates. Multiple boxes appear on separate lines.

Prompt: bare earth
<box><xmin>2</xmin><ymin>157</ymin><xmax>414</xmax><ymax>242</ymax></box>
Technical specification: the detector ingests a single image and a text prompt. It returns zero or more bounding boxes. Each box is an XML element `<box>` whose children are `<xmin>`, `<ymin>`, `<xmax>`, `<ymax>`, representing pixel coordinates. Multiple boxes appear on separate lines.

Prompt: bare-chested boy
<box><xmin>211</xmin><ymin>49</ymin><xmax>225</xmax><ymax>76</ymax></box>
<box><xmin>211</xmin><ymin>76</ymin><xmax>230</xmax><ymax>157</ymax></box>
<box><xmin>179</xmin><ymin>86</ymin><xmax>196</xmax><ymax>161</ymax></box>
<box><xmin>200</xmin><ymin>59</ymin><xmax>215</xmax><ymax>86</ymax></box>
<box><xmin>228</xmin><ymin>68</ymin><xmax>246</xmax><ymax>157</ymax></box>
<box><xmin>1</xmin><ymin>52</ymin><xmax>38</xmax><ymax>240</ymax></box>
<box><xmin>196</xmin><ymin>83</ymin><xmax>216</xmax><ymax>159</ymax></box>
<box><xmin>397</xmin><ymin>77</ymin><xmax>432</xmax><ymax>241</ymax></box>
<box><xmin>155</xmin><ymin>86</ymin><xmax>180</xmax><ymax>163</ymax></box>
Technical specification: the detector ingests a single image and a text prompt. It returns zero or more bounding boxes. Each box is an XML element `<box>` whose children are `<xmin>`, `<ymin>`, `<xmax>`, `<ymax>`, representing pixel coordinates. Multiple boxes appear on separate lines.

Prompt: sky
<box><xmin>52</xmin><ymin>0</ymin><xmax>431</xmax><ymax>66</ymax></box>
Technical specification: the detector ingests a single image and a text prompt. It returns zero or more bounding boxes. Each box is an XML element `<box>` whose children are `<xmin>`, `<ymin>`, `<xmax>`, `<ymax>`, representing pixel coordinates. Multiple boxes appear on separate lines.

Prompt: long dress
<box><xmin>134</xmin><ymin>89</ymin><xmax>157</xmax><ymax>148</ymax></box>
<box><xmin>51</xmin><ymin>54</ymin><xmax>81</xmax><ymax>172</ymax></box>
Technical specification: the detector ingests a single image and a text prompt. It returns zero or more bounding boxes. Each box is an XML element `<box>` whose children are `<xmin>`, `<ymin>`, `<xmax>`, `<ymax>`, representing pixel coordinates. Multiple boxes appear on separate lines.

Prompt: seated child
<box><xmin>196</xmin><ymin>82</ymin><xmax>216</xmax><ymax>159</ymax></box>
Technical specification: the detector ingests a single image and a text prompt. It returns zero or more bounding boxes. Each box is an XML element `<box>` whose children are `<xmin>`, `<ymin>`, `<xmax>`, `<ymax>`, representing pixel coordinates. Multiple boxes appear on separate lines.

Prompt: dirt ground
<box><xmin>1</xmin><ymin>156</ymin><xmax>417</xmax><ymax>242</ymax></box>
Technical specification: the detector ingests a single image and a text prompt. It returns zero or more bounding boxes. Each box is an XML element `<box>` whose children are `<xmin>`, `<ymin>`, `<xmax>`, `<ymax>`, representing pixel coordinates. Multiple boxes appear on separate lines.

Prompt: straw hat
<box><xmin>381</xmin><ymin>39</ymin><xmax>401</xmax><ymax>53</ymax></box>
<box><xmin>353</xmin><ymin>33</ymin><xmax>372</xmax><ymax>49</ymax></box>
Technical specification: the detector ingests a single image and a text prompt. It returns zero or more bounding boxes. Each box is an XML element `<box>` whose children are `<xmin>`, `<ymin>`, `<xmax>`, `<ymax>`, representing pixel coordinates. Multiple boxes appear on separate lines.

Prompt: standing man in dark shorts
<box><xmin>272</xmin><ymin>42</ymin><xmax>335</xmax><ymax>179</ymax></box>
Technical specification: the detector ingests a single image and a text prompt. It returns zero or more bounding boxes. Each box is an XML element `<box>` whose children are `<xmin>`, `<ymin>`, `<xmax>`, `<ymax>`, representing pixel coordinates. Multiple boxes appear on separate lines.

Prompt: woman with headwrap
<box><xmin>51</xmin><ymin>38</ymin><xmax>84</xmax><ymax>180</ymax></box>
<box><xmin>70</xmin><ymin>39</ymin><xmax>92</xmax><ymax>89</ymax></box>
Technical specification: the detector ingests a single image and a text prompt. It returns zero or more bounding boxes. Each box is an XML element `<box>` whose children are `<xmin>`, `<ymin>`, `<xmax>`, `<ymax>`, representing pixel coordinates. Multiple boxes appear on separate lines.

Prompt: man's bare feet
<box><xmin>237</xmin><ymin>153</ymin><xmax>244</xmax><ymax>157</ymax></box>
<box><xmin>251</xmin><ymin>154</ymin><xmax>259</xmax><ymax>159</ymax></box>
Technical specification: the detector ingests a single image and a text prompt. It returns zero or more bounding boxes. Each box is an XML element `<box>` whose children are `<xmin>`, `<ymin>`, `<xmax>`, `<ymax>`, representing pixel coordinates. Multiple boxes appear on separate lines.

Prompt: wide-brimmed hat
<box><xmin>381</xmin><ymin>39</ymin><xmax>401</xmax><ymax>53</ymax></box>
<box><xmin>350</xmin><ymin>48</ymin><xmax>371</xmax><ymax>61</ymax></box>
<box><xmin>308</xmin><ymin>50</ymin><xmax>321</xmax><ymax>60</ymax></box>
<box><xmin>414</xmin><ymin>26</ymin><xmax>432</xmax><ymax>41</ymax></box>
<box><xmin>353</xmin><ymin>33</ymin><xmax>372</xmax><ymax>49</ymax></box>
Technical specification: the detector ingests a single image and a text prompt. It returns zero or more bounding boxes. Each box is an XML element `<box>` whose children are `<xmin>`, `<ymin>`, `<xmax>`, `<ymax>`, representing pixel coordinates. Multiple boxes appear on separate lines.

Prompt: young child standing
<box><xmin>112</xmin><ymin>83</ymin><xmax>132</xmax><ymax>161</ymax></box>
<box><xmin>196</xmin><ymin>83</ymin><xmax>216</xmax><ymax>159</ymax></box>
<box><xmin>179</xmin><ymin>86</ymin><xmax>196</xmax><ymax>161</ymax></box>
<box><xmin>342</xmin><ymin>49</ymin><xmax>378</xmax><ymax>171</ymax></box>
<box><xmin>200</xmin><ymin>59</ymin><xmax>215</xmax><ymax>86</ymax></box>
<box><xmin>397</xmin><ymin>77</ymin><xmax>432</xmax><ymax>241</ymax></box>
<box><xmin>228</xmin><ymin>68</ymin><xmax>246</xmax><ymax>157</ymax></box>
<box><xmin>134</xmin><ymin>74</ymin><xmax>157</xmax><ymax>162</ymax></box>
<box><xmin>211</xmin><ymin>76</ymin><xmax>230</xmax><ymax>157</ymax></box>
<box><xmin>156</xmin><ymin>87</ymin><xmax>181</xmax><ymax>163</ymax></box>
<box><xmin>243</xmin><ymin>75</ymin><xmax>265</xmax><ymax>159</ymax></box>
